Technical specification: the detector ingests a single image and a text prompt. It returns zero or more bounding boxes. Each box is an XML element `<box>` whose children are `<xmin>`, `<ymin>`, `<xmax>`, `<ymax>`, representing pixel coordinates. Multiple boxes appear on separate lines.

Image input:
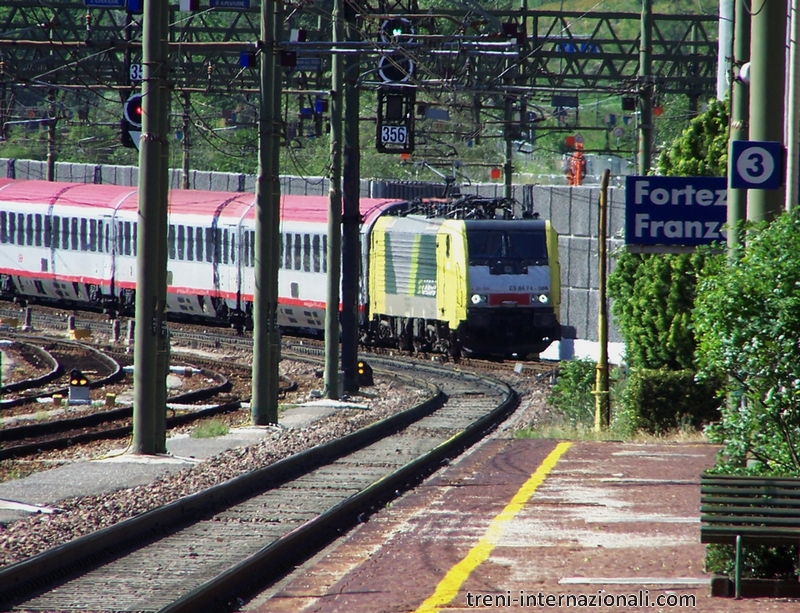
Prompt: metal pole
<box><xmin>325</xmin><ymin>0</ymin><xmax>344</xmax><ymax>400</ymax></box>
<box><xmin>787</xmin><ymin>0</ymin><xmax>800</xmax><ymax>211</ymax></box>
<box><xmin>251</xmin><ymin>0</ymin><xmax>280</xmax><ymax>425</ymax></box>
<box><xmin>594</xmin><ymin>169</ymin><xmax>611</xmax><ymax>431</ymax></box>
<box><xmin>341</xmin><ymin>0</ymin><xmax>361</xmax><ymax>394</ymax></box>
<box><xmin>46</xmin><ymin>90</ymin><xmax>57</xmax><ymax>182</ymax></box>
<box><xmin>748</xmin><ymin>0</ymin><xmax>786</xmax><ymax>222</ymax></box>
<box><xmin>182</xmin><ymin>91</ymin><xmax>190</xmax><ymax>190</ymax></box>
<box><xmin>132</xmin><ymin>0</ymin><xmax>167</xmax><ymax>454</ymax></box>
<box><xmin>728</xmin><ymin>0</ymin><xmax>751</xmax><ymax>256</ymax></box>
<box><xmin>153</xmin><ymin>0</ymin><xmax>170</xmax><ymax>453</ymax></box>
<box><xmin>718</xmin><ymin>0</ymin><xmax>734</xmax><ymax>101</ymax></box>
<box><xmin>638</xmin><ymin>0</ymin><xmax>653</xmax><ymax>174</ymax></box>
<box><xmin>504</xmin><ymin>94</ymin><xmax>513</xmax><ymax>199</ymax></box>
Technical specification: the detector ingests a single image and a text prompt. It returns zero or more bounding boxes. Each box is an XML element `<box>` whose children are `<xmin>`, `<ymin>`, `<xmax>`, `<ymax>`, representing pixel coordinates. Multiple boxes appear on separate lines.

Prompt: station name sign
<box><xmin>625</xmin><ymin>176</ymin><xmax>727</xmax><ymax>248</ymax></box>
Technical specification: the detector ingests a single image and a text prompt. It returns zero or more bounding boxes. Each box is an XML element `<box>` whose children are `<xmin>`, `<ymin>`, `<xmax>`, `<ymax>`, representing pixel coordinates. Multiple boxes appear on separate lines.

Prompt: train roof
<box><xmin>0</xmin><ymin>180</ymin><xmax>402</xmax><ymax>223</ymax></box>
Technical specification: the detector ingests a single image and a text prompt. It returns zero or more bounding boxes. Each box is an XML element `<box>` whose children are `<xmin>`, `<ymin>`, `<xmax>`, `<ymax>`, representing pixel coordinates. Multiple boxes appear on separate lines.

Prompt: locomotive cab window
<box><xmin>467</xmin><ymin>228</ymin><xmax>547</xmax><ymax>266</ymax></box>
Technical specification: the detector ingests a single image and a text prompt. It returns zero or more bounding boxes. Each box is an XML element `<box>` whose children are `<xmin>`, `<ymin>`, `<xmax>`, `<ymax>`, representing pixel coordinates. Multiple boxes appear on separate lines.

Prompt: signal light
<box><xmin>122</xmin><ymin>93</ymin><xmax>143</xmax><ymax>149</ymax></box>
<box><xmin>68</xmin><ymin>368</ymin><xmax>90</xmax><ymax>405</ymax></box>
<box><xmin>70</xmin><ymin>369</ymin><xmax>89</xmax><ymax>387</ymax></box>
<box><xmin>356</xmin><ymin>360</ymin><xmax>374</xmax><ymax>387</ymax></box>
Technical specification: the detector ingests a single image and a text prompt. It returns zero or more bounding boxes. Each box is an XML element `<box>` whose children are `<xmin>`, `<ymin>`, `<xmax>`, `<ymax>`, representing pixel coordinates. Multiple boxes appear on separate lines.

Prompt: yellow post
<box><xmin>595</xmin><ymin>169</ymin><xmax>611</xmax><ymax>431</ymax></box>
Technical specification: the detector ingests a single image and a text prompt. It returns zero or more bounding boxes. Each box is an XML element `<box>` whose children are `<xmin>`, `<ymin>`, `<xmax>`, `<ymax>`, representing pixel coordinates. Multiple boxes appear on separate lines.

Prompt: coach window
<box><xmin>44</xmin><ymin>216</ymin><xmax>51</xmax><ymax>247</ymax></box>
<box><xmin>177</xmin><ymin>225</ymin><xmax>185</xmax><ymax>260</ymax></box>
<box><xmin>71</xmin><ymin>218</ymin><xmax>79</xmax><ymax>251</ymax></box>
<box><xmin>79</xmin><ymin>218</ymin><xmax>88</xmax><ymax>251</ymax></box>
<box><xmin>51</xmin><ymin>216</ymin><xmax>60</xmax><ymax>248</ymax></box>
<box><xmin>312</xmin><ymin>235</ymin><xmax>320</xmax><ymax>272</ymax></box>
<box><xmin>35</xmin><ymin>214</ymin><xmax>43</xmax><ymax>247</ymax></box>
<box><xmin>132</xmin><ymin>222</ymin><xmax>138</xmax><ymax>256</ymax></box>
<box><xmin>123</xmin><ymin>221</ymin><xmax>131</xmax><ymax>256</ymax></box>
<box><xmin>302</xmin><ymin>234</ymin><xmax>311</xmax><ymax>272</ymax></box>
<box><xmin>322</xmin><ymin>235</ymin><xmax>328</xmax><ymax>273</ymax></box>
<box><xmin>167</xmin><ymin>224</ymin><xmax>175</xmax><ymax>260</ymax></box>
<box><xmin>62</xmin><ymin>217</ymin><xmax>70</xmax><ymax>250</ymax></box>
<box><xmin>26</xmin><ymin>214</ymin><xmax>33</xmax><ymax>246</ymax></box>
<box><xmin>222</xmin><ymin>229</ymin><xmax>229</xmax><ymax>264</ymax></box>
<box><xmin>17</xmin><ymin>213</ymin><xmax>25</xmax><ymax>245</ymax></box>
<box><xmin>0</xmin><ymin>211</ymin><xmax>7</xmax><ymax>244</ymax></box>
<box><xmin>97</xmin><ymin>220</ymin><xmax>104</xmax><ymax>253</ymax></box>
<box><xmin>293</xmin><ymin>234</ymin><xmax>301</xmax><ymax>270</ymax></box>
<box><xmin>196</xmin><ymin>227</ymin><xmax>204</xmax><ymax>262</ymax></box>
<box><xmin>249</xmin><ymin>230</ymin><xmax>255</xmax><ymax>267</ymax></box>
<box><xmin>89</xmin><ymin>219</ymin><xmax>97</xmax><ymax>252</ymax></box>
<box><xmin>242</xmin><ymin>231</ymin><xmax>249</xmax><ymax>267</ymax></box>
<box><xmin>6</xmin><ymin>212</ymin><xmax>14</xmax><ymax>244</ymax></box>
<box><xmin>205</xmin><ymin>228</ymin><xmax>214</xmax><ymax>262</ymax></box>
<box><xmin>105</xmin><ymin>223</ymin><xmax>110</xmax><ymax>253</ymax></box>
<box><xmin>187</xmin><ymin>226</ymin><xmax>194</xmax><ymax>261</ymax></box>
<box><xmin>230</xmin><ymin>232</ymin><xmax>236</xmax><ymax>265</ymax></box>
<box><xmin>283</xmin><ymin>233</ymin><xmax>291</xmax><ymax>269</ymax></box>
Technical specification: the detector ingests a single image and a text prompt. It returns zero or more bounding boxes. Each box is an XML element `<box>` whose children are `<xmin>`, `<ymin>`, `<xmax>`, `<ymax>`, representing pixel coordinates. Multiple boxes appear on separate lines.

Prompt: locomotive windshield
<box><xmin>467</xmin><ymin>227</ymin><xmax>548</xmax><ymax>266</ymax></box>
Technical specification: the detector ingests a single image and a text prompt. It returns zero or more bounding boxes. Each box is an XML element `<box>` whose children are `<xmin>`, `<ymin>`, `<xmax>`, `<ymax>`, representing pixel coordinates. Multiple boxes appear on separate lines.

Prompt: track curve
<box><xmin>0</xmin><ymin>358</ymin><xmax>517</xmax><ymax>613</ymax></box>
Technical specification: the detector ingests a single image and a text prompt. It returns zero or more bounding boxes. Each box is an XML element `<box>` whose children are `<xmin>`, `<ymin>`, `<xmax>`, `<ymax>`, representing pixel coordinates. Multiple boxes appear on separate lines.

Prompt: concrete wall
<box><xmin>0</xmin><ymin>158</ymin><xmax>622</xmax><ymax>344</ymax></box>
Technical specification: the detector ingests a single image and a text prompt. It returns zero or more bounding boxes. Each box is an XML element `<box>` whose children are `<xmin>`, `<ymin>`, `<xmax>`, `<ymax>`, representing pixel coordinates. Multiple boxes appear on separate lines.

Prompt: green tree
<box><xmin>695</xmin><ymin>212</ymin><xmax>800</xmax><ymax>474</ymax></box>
<box><xmin>608</xmin><ymin>99</ymin><xmax>728</xmax><ymax>370</ymax></box>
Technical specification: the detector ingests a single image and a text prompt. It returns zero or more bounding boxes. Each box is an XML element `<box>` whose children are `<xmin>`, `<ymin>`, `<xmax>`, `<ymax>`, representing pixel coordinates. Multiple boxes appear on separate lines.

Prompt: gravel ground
<box><xmin>0</xmin><ymin>362</ymin><xmax>435</xmax><ymax>568</ymax></box>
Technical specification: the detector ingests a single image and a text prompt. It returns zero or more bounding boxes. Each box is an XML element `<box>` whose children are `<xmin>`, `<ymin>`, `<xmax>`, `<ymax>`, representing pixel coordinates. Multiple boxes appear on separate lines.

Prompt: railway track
<box><xmin>0</xmin><ymin>355</ymin><xmax>517</xmax><ymax>613</ymax></box>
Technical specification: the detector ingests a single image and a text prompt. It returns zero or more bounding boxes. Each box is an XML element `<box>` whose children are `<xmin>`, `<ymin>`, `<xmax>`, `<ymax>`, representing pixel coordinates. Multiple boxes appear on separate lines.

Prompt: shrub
<box><xmin>548</xmin><ymin>358</ymin><xmax>596</xmax><ymax>426</ymax></box>
<box><xmin>616</xmin><ymin>368</ymin><xmax>721</xmax><ymax>436</ymax></box>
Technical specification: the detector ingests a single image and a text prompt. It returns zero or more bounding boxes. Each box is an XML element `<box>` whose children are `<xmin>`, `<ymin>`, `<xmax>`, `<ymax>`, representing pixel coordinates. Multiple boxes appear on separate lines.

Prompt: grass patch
<box><xmin>190</xmin><ymin>419</ymin><xmax>230</xmax><ymax>439</ymax></box>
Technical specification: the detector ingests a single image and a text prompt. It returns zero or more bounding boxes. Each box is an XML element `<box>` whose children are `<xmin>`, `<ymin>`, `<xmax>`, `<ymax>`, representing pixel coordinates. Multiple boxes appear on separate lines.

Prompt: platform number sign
<box><xmin>730</xmin><ymin>140</ymin><xmax>784</xmax><ymax>190</ymax></box>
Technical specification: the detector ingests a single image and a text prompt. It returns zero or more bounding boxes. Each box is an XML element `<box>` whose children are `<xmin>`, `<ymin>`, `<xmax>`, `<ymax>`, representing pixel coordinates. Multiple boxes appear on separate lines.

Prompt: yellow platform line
<box><xmin>414</xmin><ymin>441</ymin><xmax>572</xmax><ymax>613</ymax></box>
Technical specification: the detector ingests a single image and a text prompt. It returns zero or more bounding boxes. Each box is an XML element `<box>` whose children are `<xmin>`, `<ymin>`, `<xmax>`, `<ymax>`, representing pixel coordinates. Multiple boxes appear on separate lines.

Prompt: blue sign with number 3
<box><xmin>730</xmin><ymin>140</ymin><xmax>784</xmax><ymax>190</ymax></box>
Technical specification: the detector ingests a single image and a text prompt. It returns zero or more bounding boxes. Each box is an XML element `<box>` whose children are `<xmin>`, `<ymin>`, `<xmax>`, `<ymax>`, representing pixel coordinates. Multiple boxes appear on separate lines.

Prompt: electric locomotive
<box><xmin>365</xmin><ymin>196</ymin><xmax>561</xmax><ymax>358</ymax></box>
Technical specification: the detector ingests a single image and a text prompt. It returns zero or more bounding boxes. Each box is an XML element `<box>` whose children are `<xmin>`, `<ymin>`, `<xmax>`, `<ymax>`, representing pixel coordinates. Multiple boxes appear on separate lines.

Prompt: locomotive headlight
<box><xmin>534</xmin><ymin>293</ymin><xmax>549</xmax><ymax>304</ymax></box>
<box><xmin>471</xmin><ymin>293</ymin><xmax>488</xmax><ymax>305</ymax></box>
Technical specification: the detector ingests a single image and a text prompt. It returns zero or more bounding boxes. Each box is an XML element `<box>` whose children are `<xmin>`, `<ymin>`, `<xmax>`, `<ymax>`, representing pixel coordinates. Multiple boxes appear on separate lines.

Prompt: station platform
<box><xmin>245</xmin><ymin>438</ymin><xmax>796</xmax><ymax>613</ymax></box>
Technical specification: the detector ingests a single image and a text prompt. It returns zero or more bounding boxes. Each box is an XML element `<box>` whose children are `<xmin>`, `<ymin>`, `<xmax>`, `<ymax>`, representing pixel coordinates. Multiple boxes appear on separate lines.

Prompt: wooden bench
<box><xmin>700</xmin><ymin>473</ymin><xmax>800</xmax><ymax>599</ymax></box>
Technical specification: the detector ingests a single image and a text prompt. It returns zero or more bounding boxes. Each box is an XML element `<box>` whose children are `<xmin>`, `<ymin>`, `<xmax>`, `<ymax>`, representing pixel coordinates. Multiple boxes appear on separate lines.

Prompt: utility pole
<box><xmin>638</xmin><ymin>0</ymin><xmax>654</xmax><ymax>175</ymax></box>
<box><xmin>341</xmin><ymin>0</ymin><xmax>361</xmax><ymax>394</ymax></box>
<box><xmin>728</xmin><ymin>0</ymin><xmax>750</xmax><ymax>256</ymax></box>
<box><xmin>787</xmin><ymin>0</ymin><xmax>800</xmax><ymax>211</ymax></box>
<box><xmin>251</xmin><ymin>0</ymin><xmax>282</xmax><ymax>425</ymax></box>
<box><xmin>132</xmin><ymin>0</ymin><xmax>169</xmax><ymax>454</ymax></box>
<box><xmin>748</xmin><ymin>0</ymin><xmax>786</xmax><ymax>222</ymax></box>
<box><xmin>182</xmin><ymin>91</ymin><xmax>191</xmax><ymax>190</ymax></box>
<box><xmin>594</xmin><ymin>169</ymin><xmax>611</xmax><ymax>432</ymax></box>
<box><xmin>325</xmin><ymin>0</ymin><xmax>344</xmax><ymax>400</ymax></box>
<box><xmin>153</xmin><ymin>0</ymin><xmax>170</xmax><ymax>453</ymax></box>
<box><xmin>46</xmin><ymin>89</ymin><xmax>56</xmax><ymax>182</ymax></box>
